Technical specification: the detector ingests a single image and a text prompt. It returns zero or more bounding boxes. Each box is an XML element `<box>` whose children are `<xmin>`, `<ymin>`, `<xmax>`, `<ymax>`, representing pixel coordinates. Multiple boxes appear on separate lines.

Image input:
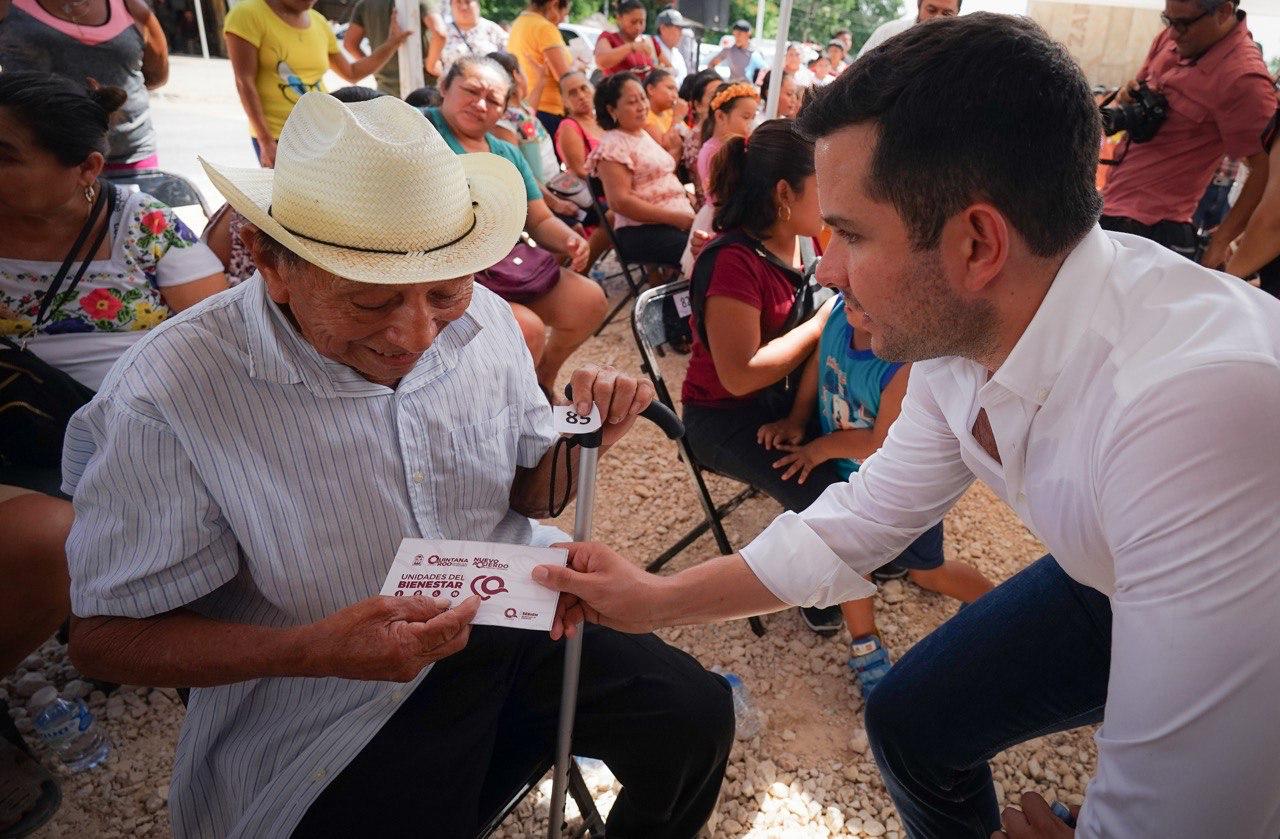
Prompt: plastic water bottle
<box><xmin>712</xmin><ymin>669</ymin><xmax>761</xmax><ymax>740</ymax></box>
<box><xmin>31</xmin><ymin>686</ymin><xmax>110</xmax><ymax>772</ymax></box>
<box><xmin>589</xmin><ymin>263</ymin><xmax>607</xmax><ymax>285</ymax></box>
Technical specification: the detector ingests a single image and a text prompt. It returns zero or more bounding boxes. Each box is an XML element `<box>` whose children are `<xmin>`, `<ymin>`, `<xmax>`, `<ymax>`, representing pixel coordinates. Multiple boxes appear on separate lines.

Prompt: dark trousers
<box><xmin>292</xmin><ymin>625</ymin><xmax>733</xmax><ymax>839</ymax></box>
<box><xmin>867</xmin><ymin>555</ymin><xmax>1111</xmax><ymax>838</ymax></box>
<box><xmin>1100</xmin><ymin>214</ymin><xmax>1199</xmax><ymax>262</ymax></box>
<box><xmin>536</xmin><ymin>110</ymin><xmax>564</xmax><ymax>146</ymax></box>
<box><xmin>684</xmin><ymin>393</ymin><xmax>943</xmax><ymax>568</ymax></box>
<box><xmin>1259</xmin><ymin>256</ymin><xmax>1280</xmax><ymax>299</ymax></box>
<box><xmin>613</xmin><ymin>224</ymin><xmax>688</xmax><ymax>268</ymax></box>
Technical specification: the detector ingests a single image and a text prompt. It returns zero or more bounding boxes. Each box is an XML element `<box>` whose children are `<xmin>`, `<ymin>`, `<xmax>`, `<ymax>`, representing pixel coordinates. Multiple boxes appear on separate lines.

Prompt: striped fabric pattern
<box><xmin>62</xmin><ymin>274</ymin><xmax>556</xmax><ymax>838</ymax></box>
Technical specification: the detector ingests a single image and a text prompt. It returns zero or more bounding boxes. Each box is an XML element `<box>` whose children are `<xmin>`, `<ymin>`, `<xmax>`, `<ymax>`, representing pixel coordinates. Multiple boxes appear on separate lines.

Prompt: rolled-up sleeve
<box><xmin>740</xmin><ymin>366</ymin><xmax>976</xmax><ymax>607</ymax></box>
<box><xmin>62</xmin><ymin>394</ymin><xmax>240</xmax><ymax>619</ymax></box>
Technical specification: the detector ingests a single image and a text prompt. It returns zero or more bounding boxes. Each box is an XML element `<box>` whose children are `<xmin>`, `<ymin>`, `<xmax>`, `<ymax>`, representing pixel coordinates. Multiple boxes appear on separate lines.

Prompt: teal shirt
<box><xmin>817</xmin><ymin>295</ymin><xmax>904</xmax><ymax>479</ymax></box>
<box><xmin>423</xmin><ymin>107</ymin><xmax>540</xmax><ymax>202</ymax></box>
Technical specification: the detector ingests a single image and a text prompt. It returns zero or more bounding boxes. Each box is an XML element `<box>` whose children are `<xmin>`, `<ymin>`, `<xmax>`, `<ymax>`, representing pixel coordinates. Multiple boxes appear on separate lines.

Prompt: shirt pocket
<box><xmin>446</xmin><ymin>403</ymin><xmax>518</xmax><ymax>510</ymax></box>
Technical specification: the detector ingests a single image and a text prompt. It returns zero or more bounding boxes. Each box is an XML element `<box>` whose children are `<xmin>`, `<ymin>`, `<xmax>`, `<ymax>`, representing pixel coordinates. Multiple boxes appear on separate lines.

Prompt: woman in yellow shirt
<box><xmin>505</xmin><ymin>0</ymin><xmax>572</xmax><ymax>137</ymax></box>
<box><xmin>224</xmin><ymin>0</ymin><xmax>410</xmax><ymax>167</ymax></box>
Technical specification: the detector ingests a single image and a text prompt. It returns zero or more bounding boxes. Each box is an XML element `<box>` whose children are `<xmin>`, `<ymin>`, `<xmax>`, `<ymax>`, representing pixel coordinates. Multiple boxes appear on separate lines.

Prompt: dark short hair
<box><xmin>796</xmin><ymin>13</ymin><xmax>1101</xmax><ymax>257</ymax></box>
<box><xmin>680</xmin><ymin>68</ymin><xmax>722</xmax><ymax>104</ymax></box>
<box><xmin>643</xmin><ymin>68</ymin><xmax>673</xmax><ymax>90</ymax></box>
<box><xmin>709</xmin><ymin>119</ymin><xmax>815</xmax><ymax>237</ymax></box>
<box><xmin>330</xmin><ymin>86</ymin><xmax>387</xmax><ymax>103</ymax></box>
<box><xmin>404</xmin><ymin>85</ymin><xmax>443</xmax><ymax>108</ymax></box>
<box><xmin>0</xmin><ymin>71</ymin><xmax>126</xmax><ymax>166</ymax></box>
<box><xmin>616</xmin><ymin>0</ymin><xmax>644</xmax><ymax>15</ymax></box>
<box><xmin>594</xmin><ymin>71</ymin><xmax>642</xmax><ymax>130</ymax></box>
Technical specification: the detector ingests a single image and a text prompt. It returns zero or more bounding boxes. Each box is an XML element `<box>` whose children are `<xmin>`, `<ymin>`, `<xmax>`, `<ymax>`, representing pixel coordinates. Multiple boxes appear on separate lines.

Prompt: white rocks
<box><xmin>880</xmin><ymin>580</ymin><xmax>906</xmax><ymax>605</ymax></box>
<box><xmin>63</xmin><ymin>679</ymin><xmax>92</xmax><ymax>700</ymax></box>
<box><xmin>864</xmin><ymin>816</ymin><xmax>888</xmax><ymax>836</ymax></box>
<box><xmin>849</xmin><ymin>729</ymin><xmax>870</xmax><ymax>755</ymax></box>
<box><xmin>13</xmin><ymin>672</ymin><xmax>50</xmax><ymax>698</ymax></box>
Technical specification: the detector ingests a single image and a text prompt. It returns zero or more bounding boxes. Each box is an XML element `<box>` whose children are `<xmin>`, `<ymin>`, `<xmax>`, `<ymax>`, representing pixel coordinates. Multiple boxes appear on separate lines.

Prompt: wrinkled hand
<box><xmin>565</xmin><ymin>231</ymin><xmax>590</xmax><ymax>272</ymax></box>
<box><xmin>533</xmin><ymin>541</ymin><xmax>663</xmax><ymax>638</ymax></box>
<box><xmin>994</xmin><ymin>793</ymin><xmax>1077</xmax><ymax>839</ymax></box>
<box><xmin>302</xmin><ymin>594</ymin><xmax>480</xmax><ymax>681</ymax></box>
<box><xmin>772</xmin><ymin>438</ymin><xmax>831</xmax><ymax>484</ymax></box>
<box><xmin>757</xmin><ymin>416</ymin><xmax>806</xmax><ymax>450</ymax></box>
<box><xmin>257</xmin><ymin>137</ymin><xmax>278</xmax><ymax>168</ymax></box>
<box><xmin>567</xmin><ymin>363</ymin><xmax>656</xmax><ymax>447</ymax></box>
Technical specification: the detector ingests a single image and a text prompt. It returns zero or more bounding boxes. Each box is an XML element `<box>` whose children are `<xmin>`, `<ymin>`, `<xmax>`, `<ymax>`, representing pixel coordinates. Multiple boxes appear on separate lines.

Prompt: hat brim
<box><xmin>199</xmin><ymin>154</ymin><xmax>528</xmax><ymax>285</ymax></box>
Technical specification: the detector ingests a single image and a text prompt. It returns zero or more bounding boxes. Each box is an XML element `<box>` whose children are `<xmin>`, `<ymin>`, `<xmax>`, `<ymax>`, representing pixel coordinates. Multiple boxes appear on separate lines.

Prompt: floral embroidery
<box><xmin>80</xmin><ymin>288</ymin><xmax>123</xmax><ymax>321</ymax></box>
<box><xmin>0</xmin><ymin>188</ymin><xmax>206</xmax><ymax>338</ymax></box>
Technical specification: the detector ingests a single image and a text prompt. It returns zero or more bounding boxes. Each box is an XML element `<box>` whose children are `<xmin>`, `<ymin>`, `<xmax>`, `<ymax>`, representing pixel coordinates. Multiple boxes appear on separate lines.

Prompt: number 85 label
<box><xmin>552</xmin><ymin>404</ymin><xmax>603</xmax><ymax>435</ymax></box>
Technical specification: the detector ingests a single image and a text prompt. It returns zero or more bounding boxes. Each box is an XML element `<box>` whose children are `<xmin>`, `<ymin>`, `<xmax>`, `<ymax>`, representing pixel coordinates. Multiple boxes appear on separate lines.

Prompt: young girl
<box><xmin>758</xmin><ymin>293</ymin><xmax>995</xmax><ymax>693</ymax></box>
<box><xmin>695</xmin><ymin>81</ymin><xmax>758</xmax><ymax>196</ymax></box>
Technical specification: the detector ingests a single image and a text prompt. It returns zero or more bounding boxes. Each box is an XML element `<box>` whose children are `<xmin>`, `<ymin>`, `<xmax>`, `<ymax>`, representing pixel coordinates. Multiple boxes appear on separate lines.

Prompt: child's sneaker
<box><xmin>848</xmin><ymin>634</ymin><xmax>893</xmax><ymax>697</ymax></box>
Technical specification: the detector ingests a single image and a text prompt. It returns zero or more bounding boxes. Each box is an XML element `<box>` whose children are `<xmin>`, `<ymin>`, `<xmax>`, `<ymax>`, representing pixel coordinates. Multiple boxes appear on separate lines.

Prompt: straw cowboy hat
<box><xmin>200</xmin><ymin>91</ymin><xmax>527</xmax><ymax>285</ymax></box>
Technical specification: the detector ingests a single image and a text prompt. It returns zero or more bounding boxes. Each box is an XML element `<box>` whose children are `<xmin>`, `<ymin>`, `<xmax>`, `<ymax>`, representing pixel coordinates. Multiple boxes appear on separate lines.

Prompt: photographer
<box><xmin>1099</xmin><ymin>0</ymin><xmax>1274</xmax><ymax>262</ymax></box>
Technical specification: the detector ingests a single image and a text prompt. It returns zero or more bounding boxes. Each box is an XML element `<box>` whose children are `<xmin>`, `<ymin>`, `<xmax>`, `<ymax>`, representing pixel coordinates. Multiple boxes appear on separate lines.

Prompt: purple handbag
<box><xmin>475</xmin><ymin>238</ymin><xmax>562</xmax><ymax>305</ymax></box>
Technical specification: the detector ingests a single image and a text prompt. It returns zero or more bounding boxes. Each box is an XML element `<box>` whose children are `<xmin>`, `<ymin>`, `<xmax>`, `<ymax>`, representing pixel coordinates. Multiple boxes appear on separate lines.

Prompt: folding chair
<box><xmin>101</xmin><ymin>169</ymin><xmax>211</xmax><ymax>220</ymax></box>
<box><xmin>632</xmin><ymin>279</ymin><xmax>766</xmax><ymax>637</ymax></box>
<box><xmin>588</xmin><ymin>176</ymin><xmax>678</xmax><ymax>335</ymax></box>
<box><xmin>477</xmin><ymin>757</ymin><xmax>605</xmax><ymax>839</ymax></box>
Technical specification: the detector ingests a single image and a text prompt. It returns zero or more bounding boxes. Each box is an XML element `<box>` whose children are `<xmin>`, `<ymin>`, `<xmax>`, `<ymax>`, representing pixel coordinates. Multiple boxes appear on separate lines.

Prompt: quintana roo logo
<box><xmin>470</xmin><ymin>575</ymin><xmax>509</xmax><ymax>601</ymax></box>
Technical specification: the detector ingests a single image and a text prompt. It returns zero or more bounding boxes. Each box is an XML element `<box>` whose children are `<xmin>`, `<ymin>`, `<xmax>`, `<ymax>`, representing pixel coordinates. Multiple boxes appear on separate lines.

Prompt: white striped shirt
<box><xmin>62</xmin><ymin>274</ymin><xmax>556</xmax><ymax>838</ymax></box>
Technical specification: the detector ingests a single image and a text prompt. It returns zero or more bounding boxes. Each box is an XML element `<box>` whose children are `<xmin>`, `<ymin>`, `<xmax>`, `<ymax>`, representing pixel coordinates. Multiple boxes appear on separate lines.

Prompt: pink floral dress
<box><xmin>586</xmin><ymin>129</ymin><xmax>692</xmax><ymax>229</ymax></box>
<box><xmin>0</xmin><ymin>185</ymin><xmax>223</xmax><ymax>389</ymax></box>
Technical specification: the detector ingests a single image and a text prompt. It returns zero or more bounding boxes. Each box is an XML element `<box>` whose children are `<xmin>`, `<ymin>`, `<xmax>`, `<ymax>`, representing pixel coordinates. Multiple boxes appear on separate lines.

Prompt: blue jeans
<box><xmin>866</xmin><ymin>555</ymin><xmax>1111</xmax><ymax>838</ymax></box>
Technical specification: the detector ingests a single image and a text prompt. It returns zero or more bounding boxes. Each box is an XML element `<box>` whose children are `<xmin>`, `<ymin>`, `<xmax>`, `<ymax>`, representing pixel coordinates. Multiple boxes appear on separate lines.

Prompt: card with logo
<box><xmin>380</xmin><ymin>539</ymin><xmax>568</xmax><ymax>631</ymax></box>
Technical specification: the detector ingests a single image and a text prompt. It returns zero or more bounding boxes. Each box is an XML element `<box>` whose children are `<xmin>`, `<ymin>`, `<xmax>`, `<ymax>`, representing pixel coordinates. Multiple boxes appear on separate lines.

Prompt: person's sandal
<box><xmin>0</xmin><ymin>704</ymin><xmax>61</xmax><ymax>839</ymax></box>
<box><xmin>848</xmin><ymin>634</ymin><xmax>893</xmax><ymax>697</ymax></box>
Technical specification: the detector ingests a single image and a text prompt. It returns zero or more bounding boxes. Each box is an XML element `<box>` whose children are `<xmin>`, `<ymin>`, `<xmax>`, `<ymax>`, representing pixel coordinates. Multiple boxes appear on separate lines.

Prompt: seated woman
<box><xmin>0</xmin><ymin>72</ymin><xmax>226</xmax><ymax>489</ymax></box>
<box><xmin>555</xmin><ymin>71</ymin><xmax>604</xmax><ymax>178</ymax></box>
<box><xmin>642</xmin><ymin>68</ymin><xmax>687</xmax><ymax>161</ymax></box>
<box><xmin>757</xmin><ymin>70</ymin><xmax>801</xmax><ymax>121</ymax></box>
<box><xmin>682</xmin><ymin>81</ymin><xmax>759</xmax><ymax>276</ymax></box>
<box><xmin>679</xmin><ymin>119</ymin><xmax>839</xmax><ymax>634</ymax></box>
<box><xmin>593</xmin><ymin>0</ymin><xmax>656</xmax><ymax>77</ymax></box>
<box><xmin>486</xmin><ymin>51</ymin><xmax>559</xmax><ymax>186</ymax></box>
<box><xmin>424</xmin><ymin>55</ymin><xmax>606</xmax><ymax>389</ymax></box>
<box><xmin>588</xmin><ymin>72</ymin><xmax>694</xmax><ymax>267</ymax></box>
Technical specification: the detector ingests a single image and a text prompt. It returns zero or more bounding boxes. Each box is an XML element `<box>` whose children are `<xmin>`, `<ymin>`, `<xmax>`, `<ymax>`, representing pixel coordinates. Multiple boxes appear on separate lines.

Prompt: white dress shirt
<box><xmin>858</xmin><ymin>14</ymin><xmax>915</xmax><ymax>58</ymax></box>
<box><xmin>62</xmin><ymin>276</ymin><xmax>556</xmax><ymax>838</ymax></box>
<box><xmin>740</xmin><ymin>227</ymin><xmax>1280</xmax><ymax>838</ymax></box>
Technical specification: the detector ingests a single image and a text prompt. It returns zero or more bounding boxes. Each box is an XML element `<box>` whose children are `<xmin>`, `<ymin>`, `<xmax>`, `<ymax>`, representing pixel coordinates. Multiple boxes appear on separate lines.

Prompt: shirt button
<box><xmin>412</xmin><ymin>471</ymin><xmax>424</xmax><ymax>484</ymax></box>
<box><xmin>312</xmin><ymin>769</ymin><xmax>327</xmax><ymax>782</ymax></box>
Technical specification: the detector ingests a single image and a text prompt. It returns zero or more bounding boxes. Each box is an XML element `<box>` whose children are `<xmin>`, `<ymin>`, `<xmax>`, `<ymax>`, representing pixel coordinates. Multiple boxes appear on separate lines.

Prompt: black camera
<box><xmin>1100</xmin><ymin>81</ymin><xmax>1169</xmax><ymax>143</ymax></box>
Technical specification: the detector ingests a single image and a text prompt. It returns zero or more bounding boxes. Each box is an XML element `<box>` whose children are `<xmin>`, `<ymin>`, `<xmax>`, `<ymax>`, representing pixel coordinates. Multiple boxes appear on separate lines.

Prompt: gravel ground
<box><xmin>5</xmin><ymin>297</ymin><xmax>1099</xmax><ymax>838</ymax></box>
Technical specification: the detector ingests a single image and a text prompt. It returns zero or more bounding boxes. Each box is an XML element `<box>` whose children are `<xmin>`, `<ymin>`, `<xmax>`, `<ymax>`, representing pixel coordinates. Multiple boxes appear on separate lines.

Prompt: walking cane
<box><xmin>547</xmin><ymin>386</ymin><xmax>684</xmax><ymax>839</ymax></box>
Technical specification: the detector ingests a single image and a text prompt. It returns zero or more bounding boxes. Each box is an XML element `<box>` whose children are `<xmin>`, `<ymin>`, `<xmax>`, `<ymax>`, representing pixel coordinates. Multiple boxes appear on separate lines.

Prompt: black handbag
<box><xmin>0</xmin><ymin>182</ymin><xmax>115</xmax><ymax>469</ymax></box>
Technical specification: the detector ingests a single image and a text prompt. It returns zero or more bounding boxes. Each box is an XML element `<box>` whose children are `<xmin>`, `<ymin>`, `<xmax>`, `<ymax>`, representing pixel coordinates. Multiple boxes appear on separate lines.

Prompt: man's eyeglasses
<box><xmin>1160</xmin><ymin>4</ymin><xmax>1218</xmax><ymax>33</ymax></box>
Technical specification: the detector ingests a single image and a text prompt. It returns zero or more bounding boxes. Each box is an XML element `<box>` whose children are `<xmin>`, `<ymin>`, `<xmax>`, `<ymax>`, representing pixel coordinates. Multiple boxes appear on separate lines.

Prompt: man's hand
<box><xmin>772</xmin><ymin>437</ymin><xmax>833</xmax><ymax>484</ymax></box>
<box><xmin>758</xmin><ymin>416</ymin><xmax>806</xmax><ymax>450</ymax></box>
<box><xmin>257</xmin><ymin>137</ymin><xmax>277</xmax><ymax>168</ymax></box>
<box><xmin>568</xmin><ymin>363</ymin><xmax>655</xmax><ymax>447</ymax></box>
<box><xmin>994</xmin><ymin>793</ymin><xmax>1076</xmax><ymax>839</ymax></box>
<box><xmin>1200</xmin><ymin>230</ymin><xmax>1231</xmax><ymax>269</ymax></box>
<box><xmin>533</xmin><ymin>541</ymin><xmax>664</xmax><ymax>638</ymax></box>
<box><xmin>301</xmin><ymin>594</ymin><xmax>480</xmax><ymax>681</ymax></box>
<box><xmin>565</xmin><ymin>231</ymin><xmax>590</xmax><ymax>272</ymax></box>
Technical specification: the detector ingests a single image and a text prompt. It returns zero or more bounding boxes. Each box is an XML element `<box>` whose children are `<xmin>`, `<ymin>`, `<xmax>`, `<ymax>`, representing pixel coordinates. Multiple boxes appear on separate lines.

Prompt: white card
<box><xmin>673</xmin><ymin>290</ymin><xmax>692</xmax><ymax>318</ymax></box>
<box><xmin>380</xmin><ymin>539</ymin><xmax>567</xmax><ymax>631</ymax></box>
<box><xmin>551</xmin><ymin>403</ymin><xmax>603</xmax><ymax>435</ymax></box>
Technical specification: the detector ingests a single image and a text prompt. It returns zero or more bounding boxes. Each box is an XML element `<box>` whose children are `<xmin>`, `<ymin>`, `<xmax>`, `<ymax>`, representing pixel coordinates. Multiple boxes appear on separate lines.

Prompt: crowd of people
<box><xmin>2</xmin><ymin>0</ymin><xmax>1280</xmax><ymax>837</ymax></box>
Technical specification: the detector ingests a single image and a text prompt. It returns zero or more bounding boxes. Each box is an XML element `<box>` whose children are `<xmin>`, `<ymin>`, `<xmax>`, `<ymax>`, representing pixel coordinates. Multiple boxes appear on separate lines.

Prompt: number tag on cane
<box><xmin>551</xmin><ymin>403</ymin><xmax>603</xmax><ymax>435</ymax></box>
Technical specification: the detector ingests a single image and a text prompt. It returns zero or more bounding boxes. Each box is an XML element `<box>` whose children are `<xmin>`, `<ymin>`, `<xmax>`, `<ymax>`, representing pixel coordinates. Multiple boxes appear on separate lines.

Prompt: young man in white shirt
<box><xmin>534</xmin><ymin>13</ymin><xmax>1280</xmax><ymax>839</ymax></box>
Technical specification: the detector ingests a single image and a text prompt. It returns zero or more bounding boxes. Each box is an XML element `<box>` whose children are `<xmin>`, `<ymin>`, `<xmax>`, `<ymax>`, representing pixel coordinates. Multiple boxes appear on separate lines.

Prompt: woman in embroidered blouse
<box><xmin>0</xmin><ymin>73</ymin><xmax>226</xmax><ymax>391</ymax></box>
<box><xmin>588</xmin><ymin>72</ymin><xmax>694</xmax><ymax>267</ymax></box>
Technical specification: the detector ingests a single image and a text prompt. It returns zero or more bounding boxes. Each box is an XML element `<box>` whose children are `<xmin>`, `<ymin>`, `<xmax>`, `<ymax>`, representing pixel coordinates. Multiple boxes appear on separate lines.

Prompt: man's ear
<box><xmin>941</xmin><ymin>203</ymin><xmax>1009</xmax><ymax>296</ymax></box>
<box><xmin>242</xmin><ymin>225</ymin><xmax>291</xmax><ymax>305</ymax></box>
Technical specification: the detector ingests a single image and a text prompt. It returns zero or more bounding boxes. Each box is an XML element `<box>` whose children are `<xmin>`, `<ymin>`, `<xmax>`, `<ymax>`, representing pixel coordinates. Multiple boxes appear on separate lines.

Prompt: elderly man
<box><xmin>535</xmin><ymin>14</ymin><xmax>1280</xmax><ymax>839</ymax></box>
<box><xmin>61</xmin><ymin>92</ymin><xmax>732</xmax><ymax>839</ymax></box>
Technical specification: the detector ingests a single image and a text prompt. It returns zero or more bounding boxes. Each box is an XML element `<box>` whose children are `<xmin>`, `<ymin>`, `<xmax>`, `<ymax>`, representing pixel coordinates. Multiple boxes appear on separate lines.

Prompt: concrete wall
<box><xmin>1027</xmin><ymin>0</ymin><xmax>1164</xmax><ymax>88</ymax></box>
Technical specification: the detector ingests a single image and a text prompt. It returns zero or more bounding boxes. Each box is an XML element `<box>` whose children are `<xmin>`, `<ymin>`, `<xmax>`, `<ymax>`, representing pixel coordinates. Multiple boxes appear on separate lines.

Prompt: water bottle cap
<box><xmin>722</xmin><ymin>673</ymin><xmax>743</xmax><ymax>688</ymax></box>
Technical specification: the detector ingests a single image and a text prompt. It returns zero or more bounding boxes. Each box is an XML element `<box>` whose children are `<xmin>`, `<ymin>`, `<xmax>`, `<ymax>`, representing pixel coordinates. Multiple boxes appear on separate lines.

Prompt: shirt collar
<box><xmin>989</xmin><ymin>225</ymin><xmax>1116</xmax><ymax>406</ymax></box>
<box><xmin>240</xmin><ymin>272</ymin><xmax>484</xmax><ymax>398</ymax></box>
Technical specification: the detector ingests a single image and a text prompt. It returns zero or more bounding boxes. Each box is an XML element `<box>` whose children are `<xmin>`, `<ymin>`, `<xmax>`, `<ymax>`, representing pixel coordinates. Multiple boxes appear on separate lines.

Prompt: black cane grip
<box><xmin>562</xmin><ymin>384</ymin><xmax>685</xmax><ymax>440</ymax></box>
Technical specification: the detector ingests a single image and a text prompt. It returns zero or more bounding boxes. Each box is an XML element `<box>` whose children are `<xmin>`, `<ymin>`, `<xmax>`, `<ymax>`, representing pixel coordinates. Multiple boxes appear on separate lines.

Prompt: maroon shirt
<box><xmin>1102</xmin><ymin>13</ymin><xmax>1276</xmax><ymax>225</ymax></box>
<box><xmin>682</xmin><ymin>242</ymin><xmax>798</xmax><ymax>407</ymax></box>
<box><xmin>598</xmin><ymin>30</ymin><xmax>656</xmax><ymax>75</ymax></box>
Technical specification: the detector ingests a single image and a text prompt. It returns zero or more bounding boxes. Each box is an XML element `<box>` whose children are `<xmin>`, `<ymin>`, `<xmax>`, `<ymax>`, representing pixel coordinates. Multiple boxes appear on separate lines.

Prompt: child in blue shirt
<box><xmin>758</xmin><ymin>294</ymin><xmax>994</xmax><ymax>695</ymax></box>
